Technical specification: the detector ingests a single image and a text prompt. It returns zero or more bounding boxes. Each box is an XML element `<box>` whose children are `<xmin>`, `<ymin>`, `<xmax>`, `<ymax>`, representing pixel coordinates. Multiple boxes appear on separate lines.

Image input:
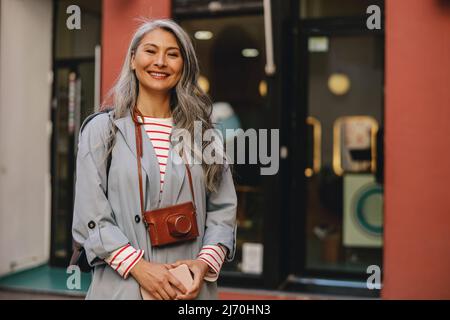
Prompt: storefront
<box><xmin>36</xmin><ymin>0</ymin><xmax>450</xmax><ymax>299</ymax></box>
<box><xmin>48</xmin><ymin>0</ymin><xmax>386</xmax><ymax>297</ymax></box>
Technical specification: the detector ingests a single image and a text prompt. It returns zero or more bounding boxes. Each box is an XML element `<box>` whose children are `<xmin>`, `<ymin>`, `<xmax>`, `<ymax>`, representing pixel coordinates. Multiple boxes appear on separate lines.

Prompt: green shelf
<box><xmin>0</xmin><ymin>264</ymin><xmax>91</xmax><ymax>296</ymax></box>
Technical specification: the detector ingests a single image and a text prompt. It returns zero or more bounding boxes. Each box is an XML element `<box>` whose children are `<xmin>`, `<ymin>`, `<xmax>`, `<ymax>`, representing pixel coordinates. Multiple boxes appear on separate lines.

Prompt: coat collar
<box><xmin>111</xmin><ymin>109</ymin><xmax>187</xmax><ymax>208</ymax></box>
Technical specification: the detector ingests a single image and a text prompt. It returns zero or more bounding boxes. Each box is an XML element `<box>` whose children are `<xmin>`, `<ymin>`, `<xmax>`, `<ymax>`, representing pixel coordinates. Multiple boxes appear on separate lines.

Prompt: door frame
<box><xmin>49</xmin><ymin>58</ymin><xmax>95</xmax><ymax>268</ymax></box>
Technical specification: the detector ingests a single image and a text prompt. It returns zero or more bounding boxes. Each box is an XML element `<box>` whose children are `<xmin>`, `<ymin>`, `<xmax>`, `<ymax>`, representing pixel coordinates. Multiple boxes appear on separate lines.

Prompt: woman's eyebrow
<box><xmin>142</xmin><ymin>43</ymin><xmax>180</xmax><ymax>51</ymax></box>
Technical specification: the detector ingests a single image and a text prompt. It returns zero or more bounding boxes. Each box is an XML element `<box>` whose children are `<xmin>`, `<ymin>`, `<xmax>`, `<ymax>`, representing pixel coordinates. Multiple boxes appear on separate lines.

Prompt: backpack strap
<box><xmin>79</xmin><ymin>108</ymin><xmax>115</xmax><ymax>194</ymax></box>
<box><xmin>71</xmin><ymin>108</ymin><xmax>114</xmax><ymax>272</ymax></box>
<box><xmin>80</xmin><ymin>108</ymin><xmax>114</xmax><ymax>133</ymax></box>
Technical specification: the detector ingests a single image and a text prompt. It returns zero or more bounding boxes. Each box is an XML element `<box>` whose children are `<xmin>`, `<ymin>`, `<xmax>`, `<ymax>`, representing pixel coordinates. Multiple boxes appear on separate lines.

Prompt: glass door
<box><xmin>304</xmin><ymin>34</ymin><xmax>384</xmax><ymax>274</ymax></box>
<box><xmin>50</xmin><ymin>0</ymin><xmax>101</xmax><ymax>267</ymax></box>
<box><xmin>50</xmin><ymin>61</ymin><xmax>96</xmax><ymax>266</ymax></box>
<box><xmin>288</xmin><ymin>17</ymin><xmax>384</xmax><ymax>294</ymax></box>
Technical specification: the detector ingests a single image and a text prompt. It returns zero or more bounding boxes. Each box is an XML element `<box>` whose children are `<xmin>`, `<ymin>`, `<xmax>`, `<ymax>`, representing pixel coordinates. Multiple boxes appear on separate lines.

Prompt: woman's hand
<box><xmin>168</xmin><ymin>259</ymin><xmax>210</xmax><ymax>300</ymax></box>
<box><xmin>130</xmin><ymin>259</ymin><xmax>188</xmax><ymax>300</ymax></box>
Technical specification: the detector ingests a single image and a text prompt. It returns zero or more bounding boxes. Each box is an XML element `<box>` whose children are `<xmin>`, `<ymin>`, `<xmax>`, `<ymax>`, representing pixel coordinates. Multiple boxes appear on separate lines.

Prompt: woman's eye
<box><xmin>146</xmin><ymin>50</ymin><xmax>155</xmax><ymax>54</ymax></box>
<box><xmin>168</xmin><ymin>53</ymin><xmax>178</xmax><ymax>57</ymax></box>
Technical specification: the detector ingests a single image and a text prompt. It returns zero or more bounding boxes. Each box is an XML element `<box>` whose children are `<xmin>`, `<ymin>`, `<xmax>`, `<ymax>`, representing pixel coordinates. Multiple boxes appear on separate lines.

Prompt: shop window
<box><xmin>179</xmin><ymin>15</ymin><xmax>267</xmax><ymax>275</ymax></box>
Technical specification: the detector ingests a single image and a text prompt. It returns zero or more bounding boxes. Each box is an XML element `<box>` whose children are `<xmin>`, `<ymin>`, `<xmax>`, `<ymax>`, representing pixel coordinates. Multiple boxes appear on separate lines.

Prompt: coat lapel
<box><xmin>159</xmin><ymin>143</ymin><xmax>187</xmax><ymax>207</ymax></box>
<box><xmin>112</xmin><ymin>110</ymin><xmax>161</xmax><ymax>209</ymax></box>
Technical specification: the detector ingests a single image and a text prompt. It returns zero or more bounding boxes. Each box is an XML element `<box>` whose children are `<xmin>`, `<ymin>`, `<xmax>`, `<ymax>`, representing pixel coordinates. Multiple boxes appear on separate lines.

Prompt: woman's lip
<box><xmin>148</xmin><ymin>71</ymin><xmax>170</xmax><ymax>80</ymax></box>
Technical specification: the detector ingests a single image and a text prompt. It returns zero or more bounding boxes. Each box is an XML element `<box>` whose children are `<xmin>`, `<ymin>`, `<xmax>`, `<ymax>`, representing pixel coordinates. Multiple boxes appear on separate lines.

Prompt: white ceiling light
<box><xmin>194</xmin><ymin>31</ymin><xmax>213</xmax><ymax>40</ymax></box>
<box><xmin>242</xmin><ymin>48</ymin><xmax>259</xmax><ymax>58</ymax></box>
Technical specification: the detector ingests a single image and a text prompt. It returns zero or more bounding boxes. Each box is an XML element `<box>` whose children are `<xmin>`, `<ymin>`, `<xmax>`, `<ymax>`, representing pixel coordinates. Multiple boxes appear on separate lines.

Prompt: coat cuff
<box><xmin>83</xmin><ymin>224</ymin><xmax>130</xmax><ymax>266</ymax></box>
<box><xmin>202</xmin><ymin>224</ymin><xmax>237</xmax><ymax>262</ymax></box>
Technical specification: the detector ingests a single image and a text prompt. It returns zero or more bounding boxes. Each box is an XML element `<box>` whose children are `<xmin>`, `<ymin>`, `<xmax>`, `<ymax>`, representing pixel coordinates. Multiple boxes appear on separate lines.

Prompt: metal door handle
<box><xmin>305</xmin><ymin>116</ymin><xmax>322</xmax><ymax>177</ymax></box>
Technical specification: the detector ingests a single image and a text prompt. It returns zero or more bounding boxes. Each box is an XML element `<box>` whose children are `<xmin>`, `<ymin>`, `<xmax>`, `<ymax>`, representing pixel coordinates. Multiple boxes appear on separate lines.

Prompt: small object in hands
<box><xmin>140</xmin><ymin>264</ymin><xmax>194</xmax><ymax>300</ymax></box>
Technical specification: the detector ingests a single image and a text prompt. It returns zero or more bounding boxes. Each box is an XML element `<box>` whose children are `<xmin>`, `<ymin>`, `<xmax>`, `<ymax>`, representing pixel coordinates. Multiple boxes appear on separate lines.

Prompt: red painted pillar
<box><xmin>101</xmin><ymin>0</ymin><xmax>171</xmax><ymax>101</ymax></box>
<box><xmin>383</xmin><ymin>0</ymin><xmax>450</xmax><ymax>299</ymax></box>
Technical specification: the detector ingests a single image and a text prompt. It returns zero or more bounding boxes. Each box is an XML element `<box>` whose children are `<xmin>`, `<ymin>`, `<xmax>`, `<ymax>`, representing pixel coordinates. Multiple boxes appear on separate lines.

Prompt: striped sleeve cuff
<box><xmin>104</xmin><ymin>244</ymin><xmax>144</xmax><ymax>279</ymax></box>
<box><xmin>196</xmin><ymin>244</ymin><xmax>227</xmax><ymax>282</ymax></box>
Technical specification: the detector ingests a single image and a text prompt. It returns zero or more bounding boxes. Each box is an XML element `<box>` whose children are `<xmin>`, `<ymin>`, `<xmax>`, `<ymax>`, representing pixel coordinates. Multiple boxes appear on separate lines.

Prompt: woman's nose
<box><xmin>153</xmin><ymin>52</ymin><xmax>167</xmax><ymax>67</ymax></box>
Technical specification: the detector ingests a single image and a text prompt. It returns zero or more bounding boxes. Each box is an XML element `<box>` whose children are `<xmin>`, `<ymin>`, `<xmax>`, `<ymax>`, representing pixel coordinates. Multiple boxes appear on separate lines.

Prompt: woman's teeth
<box><xmin>149</xmin><ymin>72</ymin><xmax>169</xmax><ymax>79</ymax></box>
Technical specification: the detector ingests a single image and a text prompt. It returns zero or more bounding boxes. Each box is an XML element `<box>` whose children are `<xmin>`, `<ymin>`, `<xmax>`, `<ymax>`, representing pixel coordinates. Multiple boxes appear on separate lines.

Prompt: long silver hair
<box><xmin>103</xmin><ymin>19</ymin><xmax>225</xmax><ymax>192</ymax></box>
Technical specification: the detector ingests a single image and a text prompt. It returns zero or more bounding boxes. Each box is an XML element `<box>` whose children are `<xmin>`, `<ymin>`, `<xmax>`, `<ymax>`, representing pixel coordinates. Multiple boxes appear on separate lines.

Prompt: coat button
<box><xmin>135</xmin><ymin>215</ymin><xmax>141</xmax><ymax>223</ymax></box>
<box><xmin>88</xmin><ymin>221</ymin><xmax>96</xmax><ymax>229</ymax></box>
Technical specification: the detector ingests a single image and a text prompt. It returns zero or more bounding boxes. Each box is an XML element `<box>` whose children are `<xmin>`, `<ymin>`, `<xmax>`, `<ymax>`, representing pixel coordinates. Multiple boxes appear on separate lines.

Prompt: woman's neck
<box><xmin>136</xmin><ymin>87</ymin><xmax>172</xmax><ymax>118</ymax></box>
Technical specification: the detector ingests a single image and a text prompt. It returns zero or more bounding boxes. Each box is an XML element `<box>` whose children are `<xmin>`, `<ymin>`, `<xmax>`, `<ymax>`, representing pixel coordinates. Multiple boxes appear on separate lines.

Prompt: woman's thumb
<box><xmin>170</xmin><ymin>261</ymin><xmax>182</xmax><ymax>267</ymax></box>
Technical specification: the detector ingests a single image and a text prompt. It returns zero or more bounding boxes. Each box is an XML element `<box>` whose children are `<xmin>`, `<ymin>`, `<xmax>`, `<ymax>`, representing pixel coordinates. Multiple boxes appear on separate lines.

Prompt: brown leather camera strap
<box><xmin>132</xmin><ymin>108</ymin><xmax>196</xmax><ymax>221</ymax></box>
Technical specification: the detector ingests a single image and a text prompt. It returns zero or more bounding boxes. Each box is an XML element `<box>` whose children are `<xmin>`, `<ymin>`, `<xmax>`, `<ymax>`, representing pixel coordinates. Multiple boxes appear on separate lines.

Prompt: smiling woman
<box><xmin>72</xmin><ymin>19</ymin><xmax>237</xmax><ymax>300</ymax></box>
<box><xmin>131</xmin><ymin>29</ymin><xmax>183</xmax><ymax>102</ymax></box>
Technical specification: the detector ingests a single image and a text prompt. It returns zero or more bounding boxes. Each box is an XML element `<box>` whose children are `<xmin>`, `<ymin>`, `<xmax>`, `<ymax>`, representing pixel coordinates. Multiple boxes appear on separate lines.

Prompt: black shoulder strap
<box><xmin>72</xmin><ymin>108</ymin><xmax>114</xmax><ymax>271</ymax></box>
<box><xmin>80</xmin><ymin>108</ymin><xmax>114</xmax><ymax>134</ymax></box>
<box><xmin>79</xmin><ymin>108</ymin><xmax>114</xmax><ymax>193</ymax></box>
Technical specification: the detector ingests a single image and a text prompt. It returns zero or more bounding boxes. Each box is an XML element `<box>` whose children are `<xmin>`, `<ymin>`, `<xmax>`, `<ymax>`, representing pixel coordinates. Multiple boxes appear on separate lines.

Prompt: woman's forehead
<box><xmin>140</xmin><ymin>28</ymin><xmax>180</xmax><ymax>50</ymax></box>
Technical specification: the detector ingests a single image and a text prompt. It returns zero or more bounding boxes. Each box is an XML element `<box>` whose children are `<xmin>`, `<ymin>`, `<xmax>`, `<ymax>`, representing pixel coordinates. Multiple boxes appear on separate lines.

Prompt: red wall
<box><xmin>101</xmin><ymin>0</ymin><xmax>171</xmax><ymax>101</ymax></box>
<box><xmin>383</xmin><ymin>0</ymin><xmax>450</xmax><ymax>299</ymax></box>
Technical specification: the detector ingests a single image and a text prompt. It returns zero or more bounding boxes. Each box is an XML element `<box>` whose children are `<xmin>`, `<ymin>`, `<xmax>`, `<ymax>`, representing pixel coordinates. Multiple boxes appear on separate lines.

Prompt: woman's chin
<box><xmin>141</xmin><ymin>83</ymin><xmax>173</xmax><ymax>94</ymax></box>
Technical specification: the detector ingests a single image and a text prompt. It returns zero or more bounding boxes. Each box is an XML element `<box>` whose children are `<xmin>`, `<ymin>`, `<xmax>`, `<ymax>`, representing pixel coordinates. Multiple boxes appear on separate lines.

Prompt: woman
<box><xmin>72</xmin><ymin>19</ymin><xmax>237</xmax><ymax>300</ymax></box>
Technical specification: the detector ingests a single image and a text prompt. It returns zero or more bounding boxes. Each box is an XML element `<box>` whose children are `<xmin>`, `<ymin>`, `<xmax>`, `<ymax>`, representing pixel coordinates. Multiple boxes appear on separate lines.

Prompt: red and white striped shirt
<box><xmin>139</xmin><ymin>115</ymin><xmax>172</xmax><ymax>199</ymax></box>
<box><xmin>105</xmin><ymin>116</ymin><xmax>227</xmax><ymax>281</ymax></box>
<box><xmin>197</xmin><ymin>244</ymin><xmax>228</xmax><ymax>282</ymax></box>
<box><xmin>104</xmin><ymin>243</ymin><xmax>144</xmax><ymax>279</ymax></box>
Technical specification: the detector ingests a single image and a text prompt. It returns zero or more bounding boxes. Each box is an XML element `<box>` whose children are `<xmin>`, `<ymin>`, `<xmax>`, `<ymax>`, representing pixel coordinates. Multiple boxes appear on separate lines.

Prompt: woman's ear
<box><xmin>130</xmin><ymin>52</ymin><xmax>136</xmax><ymax>70</ymax></box>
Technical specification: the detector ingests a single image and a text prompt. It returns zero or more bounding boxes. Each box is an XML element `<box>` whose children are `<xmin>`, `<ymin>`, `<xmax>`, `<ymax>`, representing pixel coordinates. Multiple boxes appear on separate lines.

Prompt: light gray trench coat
<box><xmin>72</xmin><ymin>110</ymin><xmax>237</xmax><ymax>300</ymax></box>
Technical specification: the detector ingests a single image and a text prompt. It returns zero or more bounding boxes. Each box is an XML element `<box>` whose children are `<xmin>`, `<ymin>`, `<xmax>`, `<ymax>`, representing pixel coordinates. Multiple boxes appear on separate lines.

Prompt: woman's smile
<box><xmin>148</xmin><ymin>71</ymin><xmax>171</xmax><ymax>80</ymax></box>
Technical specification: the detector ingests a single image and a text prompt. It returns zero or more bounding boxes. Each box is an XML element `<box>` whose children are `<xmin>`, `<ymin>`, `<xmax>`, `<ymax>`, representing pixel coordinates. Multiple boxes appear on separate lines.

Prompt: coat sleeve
<box><xmin>72</xmin><ymin>114</ymin><xmax>129</xmax><ymax>267</ymax></box>
<box><xmin>203</xmin><ymin>163</ymin><xmax>238</xmax><ymax>262</ymax></box>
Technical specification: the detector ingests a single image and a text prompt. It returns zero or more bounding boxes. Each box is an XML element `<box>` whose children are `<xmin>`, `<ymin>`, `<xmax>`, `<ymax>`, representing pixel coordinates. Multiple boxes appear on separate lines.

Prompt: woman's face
<box><xmin>131</xmin><ymin>28</ymin><xmax>183</xmax><ymax>95</ymax></box>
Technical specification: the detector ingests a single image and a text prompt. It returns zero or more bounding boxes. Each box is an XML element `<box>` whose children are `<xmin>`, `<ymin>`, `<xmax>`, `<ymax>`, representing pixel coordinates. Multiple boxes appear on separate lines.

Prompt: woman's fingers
<box><xmin>170</xmin><ymin>260</ymin><xmax>189</xmax><ymax>268</ymax></box>
<box><xmin>190</xmin><ymin>266</ymin><xmax>202</xmax><ymax>293</ymax></box>
<box><xmin>182</xmin><ymin>266</ymin><xmax>203</xmax><ymax>299</ymax></box>
<box><xmin>175</xmin><ymin>292</ymin><xmax>196</xmax><ymax>300</ymax></box>
<box><xmin>162</xmin><ymin>281</ymin><xmax>178</xmax><ymax>300</ymax></box>
<box><xmin>168</xmin><ymin>273</ymin><xmax>188</xmax><ymax>295</ymax></box>
<box><xmin>162</xmin><ymin>260</ymin><xmax>204</xmax><ymax>300</ymax></box>
<box><xmin>151</xmin><ymin>290</ymin><xmax>164</xmax><ymax>300</ymax></box>
<box><xmin>157</xmin><ymin>285</ymin><xmax>172</xmax><ymax>300</ymax></box>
